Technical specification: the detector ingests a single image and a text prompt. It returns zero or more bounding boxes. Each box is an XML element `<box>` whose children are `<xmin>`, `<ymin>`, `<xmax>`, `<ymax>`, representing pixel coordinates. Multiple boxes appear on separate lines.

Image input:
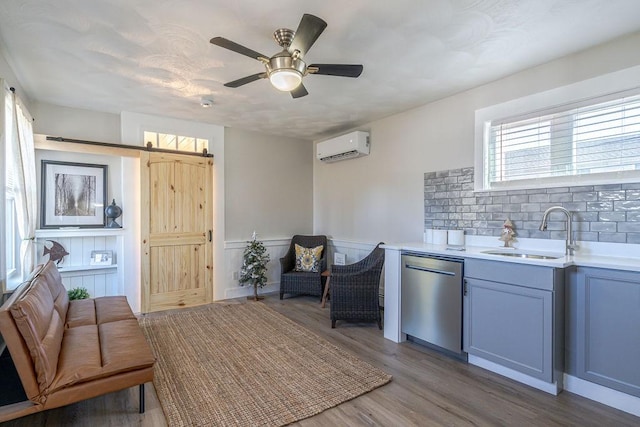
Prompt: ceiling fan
<box><xmin>210</xmin><ymin>14</ymin><xmax>363</xmax><ymax>98</ymax></box>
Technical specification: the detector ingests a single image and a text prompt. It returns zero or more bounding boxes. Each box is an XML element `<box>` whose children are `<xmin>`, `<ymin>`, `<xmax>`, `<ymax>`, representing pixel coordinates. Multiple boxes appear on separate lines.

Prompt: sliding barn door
<box><xmin>141</xmin><ymin>152</ymin><xmax>213</xmax><ymax>313</ymax></box>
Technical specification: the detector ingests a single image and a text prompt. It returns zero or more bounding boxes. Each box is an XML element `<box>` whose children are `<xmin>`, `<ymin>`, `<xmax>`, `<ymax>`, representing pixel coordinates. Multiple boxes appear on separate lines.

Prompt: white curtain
<box><xmin>10</xmin><ymin>91</ymin><xmax>37</xmax><ymax>279</ymax></box>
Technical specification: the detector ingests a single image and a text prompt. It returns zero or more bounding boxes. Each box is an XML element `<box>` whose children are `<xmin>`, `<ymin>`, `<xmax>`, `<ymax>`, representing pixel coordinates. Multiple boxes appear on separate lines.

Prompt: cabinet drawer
<box><xmin>466</xmin><ymin>258</ymin><xmax>556</xmax><ymax>290</ymax></box>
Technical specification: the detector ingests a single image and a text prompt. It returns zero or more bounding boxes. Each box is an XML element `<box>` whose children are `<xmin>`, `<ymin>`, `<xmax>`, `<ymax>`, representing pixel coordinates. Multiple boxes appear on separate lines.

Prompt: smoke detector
<box><xmin>200</xmin><ymin>97</ymin><xmax>214</xmax><ymax>108</ymax></box>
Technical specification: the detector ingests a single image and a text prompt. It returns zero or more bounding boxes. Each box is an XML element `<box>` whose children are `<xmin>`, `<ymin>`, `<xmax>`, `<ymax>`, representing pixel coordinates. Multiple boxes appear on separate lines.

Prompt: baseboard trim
<box><xmin>468</xmin><ymin>355</ymin><xmax>559</xmax><ymax>395</ymax></box>
<box><xmin>563</xmin><ymin>374</ymin><xmax>640</xmax><ymax>418</ymax></box>
<box><xmin>223</xmin><ymin>282</ymin><xmax>280</xmax><ymax>300</ymax></box>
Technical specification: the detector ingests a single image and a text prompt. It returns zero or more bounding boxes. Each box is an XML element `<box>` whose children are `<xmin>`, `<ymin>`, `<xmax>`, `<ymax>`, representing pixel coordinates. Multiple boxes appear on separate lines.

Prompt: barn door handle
<box><xmin>208</xmin><ymin>230</ymin><xmax>212</xmax><ymax>242</ymax></box>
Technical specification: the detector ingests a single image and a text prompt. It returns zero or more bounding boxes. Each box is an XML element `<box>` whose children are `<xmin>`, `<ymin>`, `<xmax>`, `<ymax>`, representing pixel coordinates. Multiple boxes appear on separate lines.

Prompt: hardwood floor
<box><xmin>2</xmin><ymin>294</ymin><xmax>638</xmax><ymax>426</ymax></box>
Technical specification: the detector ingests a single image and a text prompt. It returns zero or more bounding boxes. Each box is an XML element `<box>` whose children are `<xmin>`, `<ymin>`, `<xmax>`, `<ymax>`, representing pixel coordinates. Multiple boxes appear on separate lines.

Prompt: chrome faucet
<box><xmin>539</xmin><ymin>206</ymin><xmax>577</xmax><ymax>256</ymax></box>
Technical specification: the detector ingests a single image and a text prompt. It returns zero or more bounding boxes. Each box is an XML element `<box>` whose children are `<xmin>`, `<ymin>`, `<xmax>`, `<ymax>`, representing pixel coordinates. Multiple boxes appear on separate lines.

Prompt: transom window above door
<box><xmin>144</xmin><ymin>131</ymin><xmax>209</xmax><ymax>154</ymax></box>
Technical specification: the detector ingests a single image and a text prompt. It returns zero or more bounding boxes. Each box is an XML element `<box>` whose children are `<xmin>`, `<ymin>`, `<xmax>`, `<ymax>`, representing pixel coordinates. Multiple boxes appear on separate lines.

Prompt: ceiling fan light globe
<box><xmin>269</xmin><ymin>69</ymin><xmax>302</xmax><ymax>91</ymax></box>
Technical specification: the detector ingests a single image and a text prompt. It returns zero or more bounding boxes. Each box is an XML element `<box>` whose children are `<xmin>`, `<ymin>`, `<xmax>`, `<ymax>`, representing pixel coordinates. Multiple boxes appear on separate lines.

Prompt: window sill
<box><xmin>474</xmin><ymin>171</ymin><xmax>640</xmax><ymax>193</ymax></box>
<box><xmin>3</xmin><ymin>275</ymin><xmax>21</xmax><ymax>294</ymax></box>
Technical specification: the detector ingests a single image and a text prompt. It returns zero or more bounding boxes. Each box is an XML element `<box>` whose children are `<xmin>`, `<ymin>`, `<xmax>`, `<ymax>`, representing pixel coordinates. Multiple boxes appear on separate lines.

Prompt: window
<box><xmin>573</xmin><ymin>98</ymin><xmax>640</xmax><ymax>174</ymax></box>
<box><xmin>487</xmin><ymin>93</ymin><xmax>640</xmax><ymax>187</ymax></box>
<box><xmin>4</xmin><ymin>87</ymin><xmax>20</xmax><ymax>287</ymax></box>
<box><xmin>475</xmin><ymin>66</ymin><xmax>640</xmax><ymax>191</ymax></box>
<box><xmin>144</xmin><ymin>131</ymin><xmax>209</xmax><ymax>153</ymax></box>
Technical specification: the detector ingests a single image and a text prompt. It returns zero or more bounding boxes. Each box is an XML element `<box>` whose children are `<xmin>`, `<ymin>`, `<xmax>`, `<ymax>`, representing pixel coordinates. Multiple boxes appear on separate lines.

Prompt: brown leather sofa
<box><xmin>0</xmin><ymin>261</ymin><xmax>155</xmax><ymax>422</ymax></box>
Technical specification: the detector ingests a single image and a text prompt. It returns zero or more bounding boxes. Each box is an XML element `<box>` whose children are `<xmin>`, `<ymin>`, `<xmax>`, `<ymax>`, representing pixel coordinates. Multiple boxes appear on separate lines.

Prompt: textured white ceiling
<box><xmin>1</xmin><ymin>0</ymin><xmax>640</xmax><ymax>140</ymax></box>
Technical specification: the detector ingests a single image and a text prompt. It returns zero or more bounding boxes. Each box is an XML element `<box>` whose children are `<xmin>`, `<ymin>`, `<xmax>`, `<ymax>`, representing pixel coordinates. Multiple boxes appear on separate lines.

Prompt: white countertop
<box><xmin>382</xmin><ymin>240</ymin><xmax>640</xmax><ymax>272</ymax></box>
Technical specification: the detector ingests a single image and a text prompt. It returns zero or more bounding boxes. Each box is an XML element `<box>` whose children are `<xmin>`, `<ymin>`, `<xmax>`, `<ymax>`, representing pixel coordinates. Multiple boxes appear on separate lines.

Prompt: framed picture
<box><xmin>90</xmin><ymin>250</ymin><xmax>113</xmax><ymax>266</ymax></box>
<box><xmin>41</xmin><ymin>160</ymin><xmax>108</xmax><ymax>228</ymax></box>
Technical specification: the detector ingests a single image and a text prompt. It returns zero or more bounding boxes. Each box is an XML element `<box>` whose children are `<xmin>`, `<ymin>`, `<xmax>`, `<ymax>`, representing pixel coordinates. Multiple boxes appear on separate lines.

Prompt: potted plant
<box><xmin>239</xmin><ymin>232</ymin><xmax>270</xmax><ymax>301</ymax></box>
<box><xmin>68</xmin><ymin>287</ymin><xmax>90</xmax><ymax>300</ymax></box>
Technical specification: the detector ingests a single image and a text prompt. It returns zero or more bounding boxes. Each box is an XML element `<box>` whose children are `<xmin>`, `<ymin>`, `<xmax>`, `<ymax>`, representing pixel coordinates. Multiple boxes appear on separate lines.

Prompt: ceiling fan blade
<box><xmin>210</xmin><ymin>37</ymin><xmax>268</xmax><ymax>61</ymax></box>
<box><xmin>224</xmin><ymin>73</ymin><xmax>266</xmax><ymax>88</ymax></box>
<box><xmin>288</xmin><ymin>14</ymin><xmax>327</xmax><ymax>58</ymax></box>
<box><xmin>290</xmin><ymin>83</ymin><xmax>308</xmax><ymax>98</ymax></box>
<box><xmin>308</xmin><ymin>64</ymin><xmax>363</xmax><ymax>78</ymax></box>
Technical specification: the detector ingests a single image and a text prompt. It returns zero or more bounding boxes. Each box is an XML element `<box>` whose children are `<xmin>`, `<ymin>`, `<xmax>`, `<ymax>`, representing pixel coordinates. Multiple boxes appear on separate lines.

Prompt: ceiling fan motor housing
<box><xmin>266</xmin><ymin>53</ymin><xmax>306</xmax><ymax>91</ymax></box>
<box><xmin>268</xmin><ymin>52</ymin><xmax>306</xmax><ymax>75</ymax></box>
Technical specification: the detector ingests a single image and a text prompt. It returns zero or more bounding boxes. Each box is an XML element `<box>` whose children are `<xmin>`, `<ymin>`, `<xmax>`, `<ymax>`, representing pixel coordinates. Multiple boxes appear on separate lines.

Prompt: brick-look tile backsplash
<box><xmin>424</xmin><ymin>167</ymin><xmax>640</xmax><ymax>244</ymax></box>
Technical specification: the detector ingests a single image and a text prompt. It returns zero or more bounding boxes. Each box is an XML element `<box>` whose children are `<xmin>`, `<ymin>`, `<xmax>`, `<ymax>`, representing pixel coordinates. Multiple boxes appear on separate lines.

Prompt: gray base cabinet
<box><xmin>566</xmin><ymin>267</ymin><xmax>640</xmax><ymax>397</ymax></box>
<box><xmin>464</xmin><ymin>259</ymin><xmax>564</xmax><ymax>383</ymax></box>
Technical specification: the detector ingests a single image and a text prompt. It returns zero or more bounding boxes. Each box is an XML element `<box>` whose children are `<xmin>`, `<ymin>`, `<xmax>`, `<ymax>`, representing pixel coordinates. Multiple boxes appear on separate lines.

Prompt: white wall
<box><xmin>222</xmin><ymin>127</ymin><xmax>313</xmax><ymax>299</ymax></box>
<box><xmin>224</xmin><ymin>127</ymin><xmax>313</xmax><ymax>240</ymax></box>
<box><xmin>32</xmin><ymin>102</ymin><xmax>121</xmax><ymax>143</ymax></box>
<box><xmin>313</xmin><ymin>31</ymin><xmax>640</xmax><ymax>244</ymax></box>
<box><xmin>0</xmin><ymin>46</ymin><xmax>29</xmax><ymax>106</ymax></box>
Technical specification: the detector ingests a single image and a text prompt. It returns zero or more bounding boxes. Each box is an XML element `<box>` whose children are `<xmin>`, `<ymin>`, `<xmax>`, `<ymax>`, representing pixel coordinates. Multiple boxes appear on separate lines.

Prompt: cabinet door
<box><xmin>464</xmin><ymin>278</ymin><xmax>553</xmax><ymax>382</ymax></box>
<box><xmin>576</xmin><ymin>267</ymin><xmax>640</xmax><ymax>397</ymax></box>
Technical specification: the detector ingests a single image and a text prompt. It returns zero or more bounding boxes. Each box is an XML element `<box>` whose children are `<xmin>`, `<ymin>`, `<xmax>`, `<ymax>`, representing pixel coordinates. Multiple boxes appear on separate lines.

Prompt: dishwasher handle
<box><xmin>404</xmin><ymin>263</ymin><xmax>457</xmax><ymax>276</ymax></box>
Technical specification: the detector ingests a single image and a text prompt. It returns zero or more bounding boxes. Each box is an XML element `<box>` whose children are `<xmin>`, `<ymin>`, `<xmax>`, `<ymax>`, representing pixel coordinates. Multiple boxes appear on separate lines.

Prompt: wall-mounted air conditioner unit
<box><xmin>316</xmin><ymin>131</ymin><xmax>370</xmax><ymax>163</ymax></box>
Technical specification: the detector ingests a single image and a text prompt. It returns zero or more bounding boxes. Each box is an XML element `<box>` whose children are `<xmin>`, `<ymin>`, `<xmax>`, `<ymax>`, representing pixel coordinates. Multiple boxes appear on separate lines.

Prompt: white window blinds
<box><xmin>486</xmin><ymin>91</ymin><xmax>640</xmax><ymax>188</ymax></box>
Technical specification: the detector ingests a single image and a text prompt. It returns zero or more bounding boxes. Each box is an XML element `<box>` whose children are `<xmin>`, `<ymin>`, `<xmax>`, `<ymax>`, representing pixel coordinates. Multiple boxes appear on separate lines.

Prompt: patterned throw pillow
<box><xmin>294</xmin><ymin>244</ymin><xmax>323</xmax><ymax>272</ymax></box>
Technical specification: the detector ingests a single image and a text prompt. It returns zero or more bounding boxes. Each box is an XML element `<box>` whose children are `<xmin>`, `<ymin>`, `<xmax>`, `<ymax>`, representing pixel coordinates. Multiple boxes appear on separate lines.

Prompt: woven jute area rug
<box><xmin>139</xmin><ymin>302</ymin><xmax>391</xmax><ymax>426</ymax></box>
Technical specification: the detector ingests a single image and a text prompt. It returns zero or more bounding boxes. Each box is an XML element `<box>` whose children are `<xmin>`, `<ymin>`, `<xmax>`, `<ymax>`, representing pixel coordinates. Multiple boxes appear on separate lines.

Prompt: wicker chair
<box><xmin>280</xmin><ymin>235</ymin><xmax>328</xmax><ymax>300</ymax></box>
<box><xmin>330</xmin><ymin>243</ymin><xmax>385</xmax><ymax>329</ymax></box>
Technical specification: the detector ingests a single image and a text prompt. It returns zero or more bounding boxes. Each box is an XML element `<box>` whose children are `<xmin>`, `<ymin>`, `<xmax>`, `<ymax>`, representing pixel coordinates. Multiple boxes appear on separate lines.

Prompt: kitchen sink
<box><xmin>481</xmin><ymin>250</ymin><xmax>562</xmax><ymax>260</ymax></box>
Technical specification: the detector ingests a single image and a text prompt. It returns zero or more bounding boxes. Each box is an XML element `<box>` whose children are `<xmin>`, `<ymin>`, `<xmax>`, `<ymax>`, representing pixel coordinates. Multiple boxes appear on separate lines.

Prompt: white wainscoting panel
<box><xmin>223</xmin><ymin>238</ymin><xmax>291</xmax><ymax>300</ymax></box>
<box><xmin>58</xmin><ymin>269</ymin><xmax>118</xmax><ymax>297</ymax></box>
<box><xmin>34</xmin><ymin>230</ymin><xmax>123</xmax><ymax>299</ymax></box>
<box><xmin>327</xmin><ymin>239</ymin><xmax>378</xmax><ymax>267</ymax></box>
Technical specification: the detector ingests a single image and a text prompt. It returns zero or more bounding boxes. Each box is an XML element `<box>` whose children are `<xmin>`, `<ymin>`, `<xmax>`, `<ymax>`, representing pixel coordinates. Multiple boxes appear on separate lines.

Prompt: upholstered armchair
<box><xmin>330</xmin><ymin>243</ymin><xmax>385</xmax><ymax>329</ymax></box>
<box><xmin>280</xmin><ymin>235</ymin><xmax>328</xmax><ymax>300</ymax></box>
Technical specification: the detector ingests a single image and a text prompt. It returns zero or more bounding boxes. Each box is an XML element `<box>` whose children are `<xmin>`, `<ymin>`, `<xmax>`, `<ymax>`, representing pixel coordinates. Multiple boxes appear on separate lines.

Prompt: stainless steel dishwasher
<box><xmin>401</xmin><ymin>252</ymin><xmax>465</xmax><ymax>357</ymax></box>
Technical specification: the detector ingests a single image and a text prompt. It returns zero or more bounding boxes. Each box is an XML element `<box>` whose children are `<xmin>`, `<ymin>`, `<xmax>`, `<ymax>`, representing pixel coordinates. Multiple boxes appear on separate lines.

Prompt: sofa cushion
<box><xmin>66</xmin><ymin>299</ymin><xmax>97</xmax><ymax>328</ymax></box>
<box><xmin>95</xmin><ymin>296</ymin><xmax>136</xmax><ymax>324</ymax></box>
<box><xmin>52</xmin><ymin>319</ymin><xmax>155</xmax><ymax>391</ymax></box>
<box><xmin>10</xmin><ymin>277</ymin><xmax>65</xmax><ymax>393</ymax></box>
<box><xmin>66</xmin><ymin>296</ymin><xmax>137</xmax><ymax>329</ymax></box>
<box><xmin>99</xmin><ymin>319</ymin><xmax>155</xmax><ymax>372</ymax></box>
<box><xmin>52</xmin><ymin>324</ymin><xmax>102</xmax><ymax>389</ymax></box>
<box><xmin>37</xmin><ymin>262</ymin><xmax>69</xmax><ymax>323</ymax></box>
